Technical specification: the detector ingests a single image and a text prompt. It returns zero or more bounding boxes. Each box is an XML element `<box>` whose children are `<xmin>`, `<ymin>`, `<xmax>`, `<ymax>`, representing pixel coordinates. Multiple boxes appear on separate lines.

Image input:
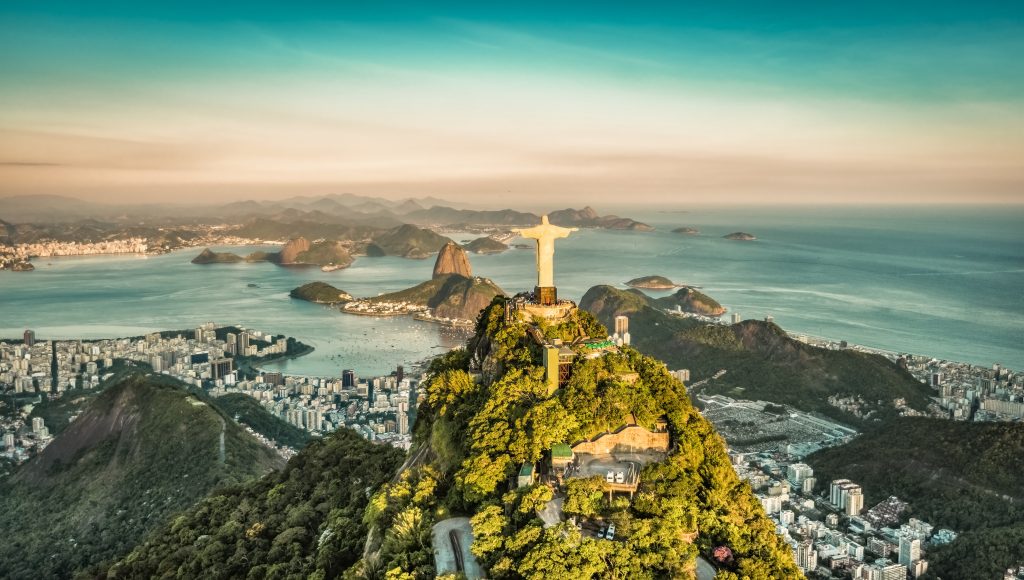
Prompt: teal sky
<box><xmin>1</xmin><ymin>1</ymin><xmax>1022</xmax><ymax>204</ymax></box>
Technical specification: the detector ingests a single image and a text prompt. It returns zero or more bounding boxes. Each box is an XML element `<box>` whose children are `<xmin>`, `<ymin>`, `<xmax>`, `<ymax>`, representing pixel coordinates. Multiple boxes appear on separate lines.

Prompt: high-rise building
<box><xmin>398</xmin><ymin>401</ymin><xmax>409</xmax><ymax>435</ymax></box>
<box><xmin>875</xmin><ymin>561</ymin><xmax>907</xmax><ymax>580</ymax></box>
<box><xmin>795</xmin><ymin>539</ymin><xmax>817</xmax><ymax>572</ymax></box>
<box><xmin>263</xmin><ymin>371</ymin><xmax>283</xmax><ymax>386</ymax></box>
<box><xmin>802</xmin><ymin>477</ymin><xmax>817</xmax><ymax>494</ymax></box>
<box><xmin>342</xmin><ymin>369</ymin><xmax>356</xmax><ymax>388</ymax></box>
<box><xmin>614</xmin><ymin>315</ymin><xmax>629</xmax><ymax>336</ymax></box>
<box><xmin>898</xmin><ymin>537</ymin><xmax>921</xmax><ymax>567</ymax></box>
<box><xmin>787</xmin><ymin>463</ymin><xmax>814</xmax><ymax>487</ymax></box>
<box><xmin>3</xmin><ymin>433</ymin><xmax>14</xmax><ymax>449</ymax></box>
<box><xmin>780</xmin><ymin>510</ymin><xmax>794</xmax><ymax>525</ymax></box>
<box><xmin>731</xmin><ymin>312</ymin><xmax>741</xmax><ymax>324</ymax></box>
<box><xmin>31</xmin><ymin>417</ymin><xmax>45</xmax><ymax>434</ymax></box>
<box><xmin>846</xmin><ymin>488</ymin><xmax>864</xmax><ymax>516</ymax></box>
<box><xmin>211</xmin><ymin>358</ymin><xmax>234</xmax><ymax>381</ymax></box>
<box><xmin>23</xmin><ymin>329</ymin><xmax>35</xmax><ymax>347</ymax></box>
<box><xmin>830</xmin><ymin>479</ymin><xmax>863</xmax><ymax>511</ymax></box>
<box><xmin>396</xmin><ymin>365</ymin><xmax>404</xmax><ymax>383</ymax></box>
<box><xmin>305</xmin><ymin>409</ymin><xmax>322</xmax><ymax>432</ymax></box>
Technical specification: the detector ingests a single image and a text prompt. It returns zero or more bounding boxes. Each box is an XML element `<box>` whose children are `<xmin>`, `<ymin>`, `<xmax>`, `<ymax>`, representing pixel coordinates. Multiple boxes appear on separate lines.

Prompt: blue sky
<box><xmin>1</xmin><ymin>1</ymin><xmax>1021</xmax><ymax>204</ymax></box>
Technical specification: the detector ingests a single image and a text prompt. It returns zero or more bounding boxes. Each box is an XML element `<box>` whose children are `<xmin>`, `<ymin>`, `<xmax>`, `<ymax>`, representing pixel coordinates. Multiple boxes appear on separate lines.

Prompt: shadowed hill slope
<box><xmin>105</xmin><ymin>428</ymin><xmax>404</xmax><ymax>579</ymax></box>
<box><xmin>808</xmin><ymin>418</ymin><xmax>1024</xmax><ymax>580</ymax></box>
<box><xmin>581</xmin><ymin>285</ymin><xmax>931</xmax><ymax>423</ymax></box>
<box><xmin>0</xmin><ymin>373</ymin><xmax>283</xmax><ymax>579</ymax></box>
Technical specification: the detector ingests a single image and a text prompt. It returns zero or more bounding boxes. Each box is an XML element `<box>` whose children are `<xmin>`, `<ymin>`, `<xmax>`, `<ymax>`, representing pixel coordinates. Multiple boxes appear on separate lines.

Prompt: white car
<box><xmin>606</xmin><ymin>523</ymin><xmax>616</xmax><ymax>540</ymax></box>
<box><xmin>606</xmin><ymin>470</ymin><xmax>615</xmax><ymax>483</ymax></box>
<box><xmin>614</xmin><ymin>471</ymin><xmax>625</xmax><ymax>483</ymax></box>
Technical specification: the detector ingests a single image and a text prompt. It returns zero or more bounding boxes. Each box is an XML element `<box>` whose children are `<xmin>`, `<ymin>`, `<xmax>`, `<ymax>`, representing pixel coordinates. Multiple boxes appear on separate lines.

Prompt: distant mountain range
<box><xmin>0</xmin><ymin>193</ymin><xmax>652</xmax><ymax>252</ymax></box>
<box><xmin>0</xmin><ymin>193</ymin><xmax>649</xmax><ymax>230</ymax></box>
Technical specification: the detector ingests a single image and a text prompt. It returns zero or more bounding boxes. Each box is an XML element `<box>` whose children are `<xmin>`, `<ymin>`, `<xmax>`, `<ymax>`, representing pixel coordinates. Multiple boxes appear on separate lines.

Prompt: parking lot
<box><xmin>568</xmin><ymin>453</ymin><xmax>641</xmax><ymax>487</ymax></box>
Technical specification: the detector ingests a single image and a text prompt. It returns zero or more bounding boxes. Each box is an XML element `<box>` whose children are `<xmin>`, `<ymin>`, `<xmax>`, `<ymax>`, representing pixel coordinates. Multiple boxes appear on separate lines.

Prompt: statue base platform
<box><xmin>520</xmin><ymin>301</ymin><xmax>575</xmax><ymax>323</ymax></box>
<box><xmin>535</xmin><ymin>286</ymin><xmax>557</xmax><ymax>306</ymax></box>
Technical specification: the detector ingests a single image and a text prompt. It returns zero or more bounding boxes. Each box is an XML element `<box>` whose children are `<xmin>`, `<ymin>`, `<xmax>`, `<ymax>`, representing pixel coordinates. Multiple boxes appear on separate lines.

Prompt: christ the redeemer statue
<box><xmin>514</xmin><ymin>215</ymin><xmax>577</xmax><ymax>305</ymax></box>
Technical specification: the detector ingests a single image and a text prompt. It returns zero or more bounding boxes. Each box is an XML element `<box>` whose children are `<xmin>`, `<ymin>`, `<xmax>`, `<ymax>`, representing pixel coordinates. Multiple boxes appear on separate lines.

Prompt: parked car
<box><xmin>606</xmin><ymin>470</ymin><xmax>615</xmax><ymax>483</ymax></box>
<box><xmin>615</xmin><ymin>471</ymin><xmax>625</xmax><ymax>483</ymax></box>
<box><xmin>606</xmin><ymin>523</ymin><xmax>616</xmax><ymax>540</ymax></box>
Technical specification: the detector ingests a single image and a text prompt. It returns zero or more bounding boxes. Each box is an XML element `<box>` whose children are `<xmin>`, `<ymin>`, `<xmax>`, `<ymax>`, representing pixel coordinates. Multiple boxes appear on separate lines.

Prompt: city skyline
<box><xmin>1</xmin><ymin>1</ymin><xmax>1022</xmax><ymax>205</ymax></box>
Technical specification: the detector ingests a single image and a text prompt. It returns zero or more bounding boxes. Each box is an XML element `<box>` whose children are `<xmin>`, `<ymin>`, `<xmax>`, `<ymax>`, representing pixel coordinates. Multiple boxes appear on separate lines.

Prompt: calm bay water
<box><xmin>1</xmin><ymin>206</ymin><xmax>1021</xmax><ymax>375</ymax></box>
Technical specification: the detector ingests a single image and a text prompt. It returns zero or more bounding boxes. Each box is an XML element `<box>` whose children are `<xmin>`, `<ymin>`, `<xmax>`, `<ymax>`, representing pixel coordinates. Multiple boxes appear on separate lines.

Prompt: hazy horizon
<box><xmin>2</xmin><ymin>1</ymin><xmax>1022</xmax><ymax>205</ymax></box>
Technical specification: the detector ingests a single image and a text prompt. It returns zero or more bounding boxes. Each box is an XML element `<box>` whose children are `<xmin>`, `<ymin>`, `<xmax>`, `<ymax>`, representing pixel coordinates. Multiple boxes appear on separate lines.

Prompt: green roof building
<box><xmin>517</xmin><ymin>462</ymin><xmax>535</xmax><ymax>487</ymax></box>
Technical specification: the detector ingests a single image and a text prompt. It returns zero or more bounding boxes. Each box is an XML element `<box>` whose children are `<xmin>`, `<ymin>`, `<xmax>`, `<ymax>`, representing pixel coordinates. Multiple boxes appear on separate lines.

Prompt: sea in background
<box><xmin>1</xmin><ymin>205</ymin><xmax>1021</xmax><ymax>376</ymax></box>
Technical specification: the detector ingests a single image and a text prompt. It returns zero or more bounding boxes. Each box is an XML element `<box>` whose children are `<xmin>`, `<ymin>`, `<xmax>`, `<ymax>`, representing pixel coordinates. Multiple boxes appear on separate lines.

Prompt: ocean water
<box><xmin>1</xmin><ymin>205</ymin><xmax>1021</xmax><ymax>376</ymax></box>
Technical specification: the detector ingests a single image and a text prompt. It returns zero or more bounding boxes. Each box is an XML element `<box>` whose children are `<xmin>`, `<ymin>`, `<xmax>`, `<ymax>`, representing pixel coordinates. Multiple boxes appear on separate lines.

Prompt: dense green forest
<box><xmin>808</xmin><ymin>418</ymin><xmax>1024</xmax><ymax>579</ymax></box>
<box><xmin>0</xmin><ymin>373</ymin><xmax>283</xmax><ymax>579</ymax></box>
<box><xmin>357</xmin><ymin>297</ymin><xmax>800</xmax><ymax>579</ymax></box>
<box><xmin>580</xmin><ymin>285</ymin><xmax>932</xmax><ymax>423</ymax></box>
<box><xmin>106</xmin><ymin>427</ymin><xmax>404</xmax><ymax>579</ymax></box>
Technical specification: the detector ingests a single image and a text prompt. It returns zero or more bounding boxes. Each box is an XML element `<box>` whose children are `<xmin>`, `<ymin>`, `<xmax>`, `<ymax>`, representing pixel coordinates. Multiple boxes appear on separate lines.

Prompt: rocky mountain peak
<box><xmin>278</xmin><ymin>237</ymin><xmax>311</xmax><ymax>264</ymax></box>
<box><xmin>432</xmin><ymin>241</ymin><xmax>472</xmax><ymax>279</ymax></box>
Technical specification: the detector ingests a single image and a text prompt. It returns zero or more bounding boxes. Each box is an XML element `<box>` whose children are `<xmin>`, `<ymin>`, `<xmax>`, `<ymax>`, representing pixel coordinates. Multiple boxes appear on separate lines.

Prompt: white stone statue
<box><xmin>514</xmin><ymin>215</ymin><xmax>577</xmax><ymax>288</ymax></box>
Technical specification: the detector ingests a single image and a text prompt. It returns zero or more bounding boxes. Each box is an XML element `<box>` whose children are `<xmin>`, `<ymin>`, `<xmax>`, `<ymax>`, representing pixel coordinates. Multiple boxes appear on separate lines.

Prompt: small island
<box><xmin>289</xmin><ymin>282</ymin><xmax>353</xmax><ymax>304</ymax></box>
<box><xmin>672</xmin><ymin>227</ymin><xmax>700</xmax><ymax>235</ymax></box>
<box><xmin>191</xmin><ymin>248</ymin><xmax>245</xmax><ymax>264</ymax></box>
<box><xmin>463</xmin><ymin>236</ymin><xmax>508</xmax><ymax>254</ymax></box>
<box><xmin>626</xmin><ymin>275</ymin><xmax>679</xmax><ymax>290</ymax></box>
<box><xmin>191</xmin><ymin>237</ymin><xmax>354</xmax><ymax>270</ymax></box>
<box><xmin>724</xmin><ymin>232</ymin><xmax>756</xmax><ymax>241</ymax></box>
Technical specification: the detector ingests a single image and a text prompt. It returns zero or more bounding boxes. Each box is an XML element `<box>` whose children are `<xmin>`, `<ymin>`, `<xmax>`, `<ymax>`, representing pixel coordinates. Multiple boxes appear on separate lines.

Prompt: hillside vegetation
<box><xmin>369</xmin><ymin>274</ymin><xmax>505</xmax><ymax>321</ymax></box>
<box><xmin>580</xmin><ymin>285</ymin><xmax>931</xmax><ymax>423</ymax></box>
<box><xmin>106</xmin><ymin>427</ymin><xmax>404</xmax><ymax>579</ymax></box>
<box><xmin>290</xmin><ymin>281</ymin><xmax>353</xmax><ymax>304</ymax></box>
<box><xmin>808</xmin><ymin>418</ymin><xmax>1024</xmax><ymax>579</ymax></box>
<box><xmin>366</xmin><ymin>224</ymin><xmax>451</xmax><ymax>259</ymax></box>
<box><xmin>356</xmin><ymin>297</ymin><xmax>799</xmax><ymax>579</ymax></box>
<box><xmin>0</xmin><ymin>373</ymin><xmax>283</xmax><ymax>579</ymax></box>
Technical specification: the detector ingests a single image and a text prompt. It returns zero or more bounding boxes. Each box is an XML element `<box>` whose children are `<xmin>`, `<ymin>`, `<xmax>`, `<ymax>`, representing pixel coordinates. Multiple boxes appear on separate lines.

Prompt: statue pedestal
<box><xmin>535</xmin><ymin>286</ymin><xmax>557</xmax><ymax>306</ymax></box>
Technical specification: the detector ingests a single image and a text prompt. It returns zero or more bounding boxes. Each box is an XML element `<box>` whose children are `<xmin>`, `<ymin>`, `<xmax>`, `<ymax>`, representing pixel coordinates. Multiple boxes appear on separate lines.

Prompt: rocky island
<box><xmin>463</xmin><ymin>236</ymin><xmax>508</xmax><ymax>254</ymax></box>
<box><xmin>724</xmin><ymin>231</ymin><xmax>756</xmax><ymax>241</ymax></box>
<box><xmin>191</xmin><ymin>248</ymin><xmax>244</xmax><ymax>264</ymax></box>
<box><xmin>191</xmin><ymin>237</ymin><xmax>353</xmax><ymax>270</ymax></box>
<box><xmin>289</xmin><ymin>282</ymin><xmax>353</xmax><ymax>304</ymax></box>
<box><xmin>626</xmin><ymin>275</ymin><xmax>679</xmax><ymax>289</ymax></box>
<box><xmin>672</xmin><ymin>226</ymin><xmax>700</xmax><ymax>235</ymax></box>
